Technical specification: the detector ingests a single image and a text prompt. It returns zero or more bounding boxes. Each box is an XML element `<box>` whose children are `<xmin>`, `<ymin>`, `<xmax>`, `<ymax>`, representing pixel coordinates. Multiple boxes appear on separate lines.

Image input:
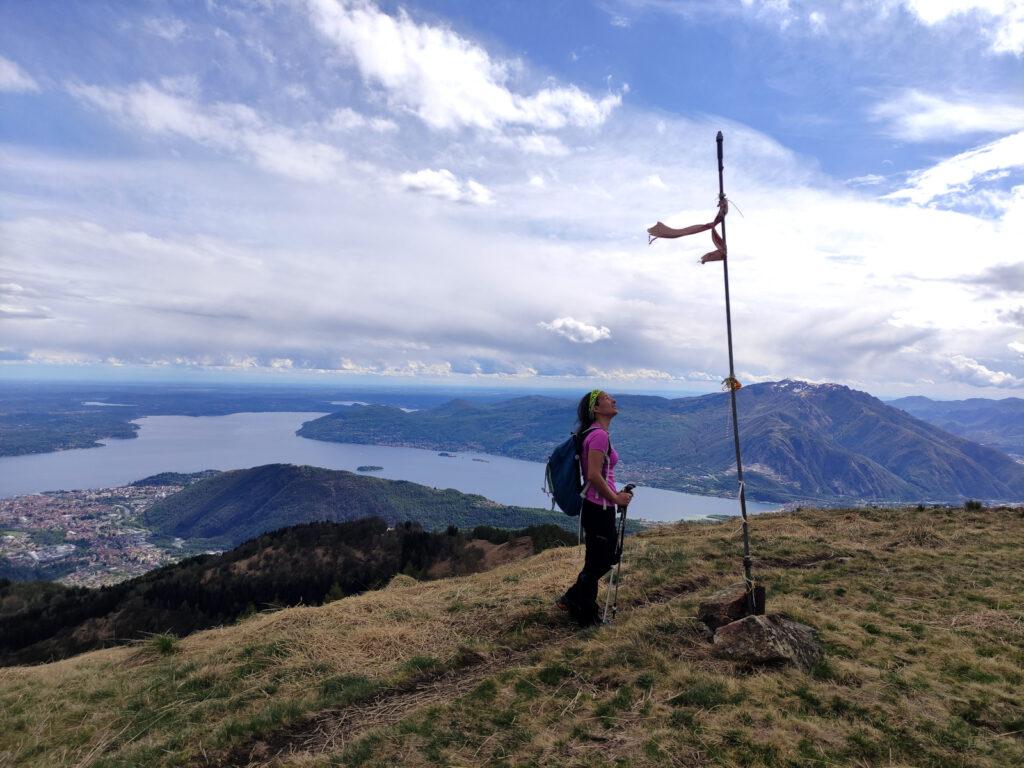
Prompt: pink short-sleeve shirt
<box><xmin>582</xmin><ymin>427</ymin><xmax>618</xmax><ymax>505</ymax></box>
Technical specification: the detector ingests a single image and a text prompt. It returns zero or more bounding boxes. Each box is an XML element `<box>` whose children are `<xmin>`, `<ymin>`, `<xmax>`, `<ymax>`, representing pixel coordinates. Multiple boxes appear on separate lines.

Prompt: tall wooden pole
<box><xmin>716</xmin><ymin>131</ymin><xmax>756</xmax><ymax>614</ymax></box>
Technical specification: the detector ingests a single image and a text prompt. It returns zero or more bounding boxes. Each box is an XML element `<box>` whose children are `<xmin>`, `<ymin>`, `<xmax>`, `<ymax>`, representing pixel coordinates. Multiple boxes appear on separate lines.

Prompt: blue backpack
<box><xmin>543</xmin><ymin>427</ymin><xmax>610</xmax><ymax>516</ymax></box>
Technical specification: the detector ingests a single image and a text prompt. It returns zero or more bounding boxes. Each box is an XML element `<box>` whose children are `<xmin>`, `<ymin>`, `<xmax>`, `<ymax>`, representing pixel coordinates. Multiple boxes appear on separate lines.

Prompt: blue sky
<box><xmin>1</xmin><ymin>0</ymin><xmax>1022</xmax><ymax>397</ymax></box>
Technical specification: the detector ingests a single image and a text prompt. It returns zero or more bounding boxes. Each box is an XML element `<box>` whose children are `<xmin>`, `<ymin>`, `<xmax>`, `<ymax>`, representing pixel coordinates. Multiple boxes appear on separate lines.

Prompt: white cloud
<box><xmin>900</xmin><ymin>0</ymin><xmax>1024</xmax><ymax>54</ymax></box>
<box><xmin>5</xmin><ymin>0</ymin><xmax>1024</xmax><ymax>396</ymax></box>
<box><xmin>539</xmin><ymin>317</ymin><xmax>612</xmax><ymax>343</ymax></box>
<box><xmin>517</xmin><ymin>134</ymin><xmax>569</xmax><ymax>156</ymax></box>
<box><xmin>944</xmin><ymin>353</ymin><xmax>1024</xmax><ymax>387</ymax></box>
<box><xmin>705</xmin><ymin>0</ymin><xmax>1024</xmax><ymax>54</ymax></box>
<box><xmin>305</xmin><ymin>0</ymin><xmax>621</xmax><ymax>132</ymax></box>
<box><xmin>0</xmin><ymin>55</ymin><xmax>39</xmax><ymax>93</ymax></box>
<box><xmin>143</xmin><ymin>17</ymin><xmax>187</xmax><ymax>41</ymax></box>
<box><xmin>4</xmin><ymin>116</ymin><xmax>1023</xmax><ymax>396</ymax></box>
<box><xmin>846</xmin><ymin>174</ymin><xmax>886</xmax><ymax>187</ymax></box>
<box><xmin>888</xmin><ymin>130</ymin><xmax>1024</xmax><ymax>204</ymax></box>
<box><xmin>586</xmin><ymin>367</ymin><xmax>677</xmax><ymax>381</ymax></box>
<box><xmin>399</xmin><ymin>168</ymin><xmax>493</xmax><ymax>205</ymax></box>
<box><xmin>325</xmin><ymin>106</ymin><xmax>398</xmax><ymax>132</ymax></box>
<box><xmin>871</xmin><ymin>90</ymin><xmax>1024</xmax><ymax>141</ymax></box>
<box><xmin>68</xmin><ymin>81</ymin><xmax>346</xmax><ymax>182</ymax></box>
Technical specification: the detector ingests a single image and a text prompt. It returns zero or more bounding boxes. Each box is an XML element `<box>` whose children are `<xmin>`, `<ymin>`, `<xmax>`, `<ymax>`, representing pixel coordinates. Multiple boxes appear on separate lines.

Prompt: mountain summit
<box><xmin>695</xmin><ymin>380</ymin><xmax>1024</xmax><ymax>502</ymax></box>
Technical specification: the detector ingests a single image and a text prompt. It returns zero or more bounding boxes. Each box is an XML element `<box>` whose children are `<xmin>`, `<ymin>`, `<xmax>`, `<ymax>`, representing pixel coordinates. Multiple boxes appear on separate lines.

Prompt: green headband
<box><xmin>588</xmin><ymin>389</ymin><xmax>603</xmax><ymax>415</ymax></box>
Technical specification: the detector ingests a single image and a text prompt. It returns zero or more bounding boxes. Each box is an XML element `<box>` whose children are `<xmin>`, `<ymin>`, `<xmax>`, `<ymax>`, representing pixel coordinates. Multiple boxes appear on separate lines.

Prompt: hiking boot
<box><xmin>557</xmin><ymin>592</ymin><xmax>594</xmax><ymax>625</ymax></box>
<box><xmin>556</xmin><ymin>592</ymin><xmax>580</xmax><ymax>616</ymax></box>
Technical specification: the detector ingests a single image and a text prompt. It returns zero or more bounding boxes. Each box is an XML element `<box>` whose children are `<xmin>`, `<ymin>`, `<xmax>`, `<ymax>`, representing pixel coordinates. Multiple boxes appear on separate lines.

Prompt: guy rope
<box><xmin>646</xmin><ymin>132</ymin><xmax>763</xmax><ymax>616</ymax></box>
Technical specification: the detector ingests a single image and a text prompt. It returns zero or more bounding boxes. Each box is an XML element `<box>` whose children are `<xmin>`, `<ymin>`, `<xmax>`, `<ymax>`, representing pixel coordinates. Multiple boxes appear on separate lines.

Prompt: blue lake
<box><xmin>0</xmin><ymin>412</ymin><xmax>779</xmax><ymax>522</ymax></box>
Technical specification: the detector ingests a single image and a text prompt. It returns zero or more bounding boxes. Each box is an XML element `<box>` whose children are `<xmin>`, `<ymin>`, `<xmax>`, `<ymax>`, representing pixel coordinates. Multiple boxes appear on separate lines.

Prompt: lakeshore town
<box><xmin>0</xmin><ymin>482</ymin><xmax>200</xmax><ymax>587</ymax></box>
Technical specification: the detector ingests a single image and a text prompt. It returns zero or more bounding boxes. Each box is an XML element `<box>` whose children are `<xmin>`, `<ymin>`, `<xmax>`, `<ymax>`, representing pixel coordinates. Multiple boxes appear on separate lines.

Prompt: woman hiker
<box><xmin>557</xmin><ymin>389</ymin><xmax>633</xmax><ymax>626</ymax></box>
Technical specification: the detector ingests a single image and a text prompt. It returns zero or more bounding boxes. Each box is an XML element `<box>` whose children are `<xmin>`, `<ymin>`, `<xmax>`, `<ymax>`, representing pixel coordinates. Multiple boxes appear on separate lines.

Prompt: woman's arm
<box><xmin>586</xmin><ymin>449</ymin><xmax>632</xmax><ymax>506</ymax></box>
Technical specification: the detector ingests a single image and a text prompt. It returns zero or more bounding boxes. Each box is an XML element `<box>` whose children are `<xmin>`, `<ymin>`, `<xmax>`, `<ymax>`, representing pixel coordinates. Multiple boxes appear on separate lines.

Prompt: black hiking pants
<box><xmin>563</xmin><ymin>500</ymin><xmax>618</xmax><ymax>623</ymax></box>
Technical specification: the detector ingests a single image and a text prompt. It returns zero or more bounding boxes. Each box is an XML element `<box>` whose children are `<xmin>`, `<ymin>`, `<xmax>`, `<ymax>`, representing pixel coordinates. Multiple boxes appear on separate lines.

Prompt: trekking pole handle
<box><xmin>620</xmin><ymin>483</ymin><xmax>636</xmax><ymax>506</ymax></box>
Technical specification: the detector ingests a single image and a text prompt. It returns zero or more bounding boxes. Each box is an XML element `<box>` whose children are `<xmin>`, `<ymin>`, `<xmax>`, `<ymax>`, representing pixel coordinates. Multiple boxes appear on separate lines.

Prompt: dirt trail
<box><xmin>203</xmin><ymin>576</ymin><xmax>709</xmax><ymax>768</ymax></box>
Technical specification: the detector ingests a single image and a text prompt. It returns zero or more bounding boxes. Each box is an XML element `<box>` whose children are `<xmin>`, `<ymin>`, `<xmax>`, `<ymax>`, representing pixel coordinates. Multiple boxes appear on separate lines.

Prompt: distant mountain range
<box><xmin>300</xmin><ymin>381</ymin><xmax>1024</xmax><ymax>504</ymax></box>
<box><xmin>143</xmin><ymin>463</ymin><xmax>570</xmax><ymax>548</ymax></box>
<box><xmin>0</xmin><ymin>517</ymin><xmax>575</xmax><ymax>666</ymax></box>
<box><xmin>891</xmin><ymin>396</ymin><xmax>1024</xmax><ymax>457</ymax></box>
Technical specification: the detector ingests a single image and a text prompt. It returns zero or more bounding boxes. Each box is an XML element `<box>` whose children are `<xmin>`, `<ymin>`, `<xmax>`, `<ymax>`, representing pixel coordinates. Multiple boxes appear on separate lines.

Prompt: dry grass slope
<box><xmin>1</xmin><ymin>506</ymin><xmax>1022</xmax><ymax>767</ymax></box>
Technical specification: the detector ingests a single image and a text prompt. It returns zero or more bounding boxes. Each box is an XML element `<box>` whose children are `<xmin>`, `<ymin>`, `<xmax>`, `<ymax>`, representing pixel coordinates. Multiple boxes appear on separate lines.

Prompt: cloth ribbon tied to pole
<box><xmin>646</xmin><ymin>196</ymin><xmax>728</xmax><ymax>264</ymax></box>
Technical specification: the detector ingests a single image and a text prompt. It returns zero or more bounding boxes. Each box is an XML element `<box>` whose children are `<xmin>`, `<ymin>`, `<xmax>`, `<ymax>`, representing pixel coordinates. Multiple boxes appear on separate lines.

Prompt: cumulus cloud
<box><xmin>961</xmin><ymin>261</ymin><xmax>1024</xmax><ymax>295</ymax></box>
<box><xmin>887</xmin><ymin>130</ymin><xmax>1024</xmax><ymax>205</ymax></box>
<box><xmin>399</xmin><ymin>168</ymin><xmax>493</xmax><ymax>205</ymax></box>
<box><xmin>0</xmin><ymin>55</ymin><xmax>39</xmax><ymax>92</ymax></box>
<box><xmin>870</xmin><ymin>90</ymin><xmax>1024</xmax><ymax>141</ymax></box>
<box><xmin>305</xmin><ymin>0</ymin><xmax>621</xmax><ymax>132</ymax></box>
<box><xmin>899</xmin><ymin>0</ymin><xmax>1024</xmax><ymax>54</ymax></box>
<box><xmin>539</xmin><ymin>317</ymin><xmax>612</xmax><ymax>343</ymax></box>
<box><xmin>68</xmin><ymin>81</ymin><xmax>347</xmax><ymax>182</ymax></box>
<box><xmin>998</xmin><ymin>306</ymin><xmax>1024</xmax><ymax>325</ymax></box>
<box><xmin>944</xmin><ymin>353</ymin><xmax>1024</xmax><ymax>387</ymax></box>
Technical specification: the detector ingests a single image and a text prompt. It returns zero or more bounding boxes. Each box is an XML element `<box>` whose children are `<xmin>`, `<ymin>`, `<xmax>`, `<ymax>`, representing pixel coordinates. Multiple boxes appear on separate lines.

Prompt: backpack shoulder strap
<box><xmin>577</xmin><ymin>426</ymin><xmax>611</xmax><ymax>495</ymax></box>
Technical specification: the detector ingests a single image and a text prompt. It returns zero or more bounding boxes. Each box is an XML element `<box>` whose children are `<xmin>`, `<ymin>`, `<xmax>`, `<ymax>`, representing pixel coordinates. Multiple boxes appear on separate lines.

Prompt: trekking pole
<box><xmin>716</xmin><ymin>132</ymin><xmax>759</xmax><ymax>616</ymax></box>
<box><xmin>603</xmin><ymin>484</ymin><xmax>635</xmax><ymax>624</ymax></box>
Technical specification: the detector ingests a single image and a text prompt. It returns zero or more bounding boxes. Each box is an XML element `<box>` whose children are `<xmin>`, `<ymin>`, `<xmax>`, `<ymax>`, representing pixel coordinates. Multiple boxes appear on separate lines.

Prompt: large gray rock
<box><xmin>711</xmin><ymin>614</ymin><xmax>822</xmax><ymax>670</ymax></box>
<box><xmin>697</xmin><ymin>584</ymin><xmax>765</xmax><ymax>630</ymax></box>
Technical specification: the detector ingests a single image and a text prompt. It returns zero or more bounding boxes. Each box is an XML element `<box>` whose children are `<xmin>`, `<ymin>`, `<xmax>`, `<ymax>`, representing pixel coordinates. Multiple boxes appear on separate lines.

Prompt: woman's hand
<box><xmin>614</xmin><ymin>490</ymin><xmax>633</xmax><ymax>507</ymax></box>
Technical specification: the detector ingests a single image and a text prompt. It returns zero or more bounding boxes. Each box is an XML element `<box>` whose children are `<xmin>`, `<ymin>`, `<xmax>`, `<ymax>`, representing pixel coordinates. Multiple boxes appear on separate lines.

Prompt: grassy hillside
<box><xmin>144</xmin><ymin>463</ymin><xmax>570</xmax><ymax>548</ymax></box>
<box><xmin>1</xmin><ymin>506</ymin><xmax>1022</xmax><ymax>767</ymax></box>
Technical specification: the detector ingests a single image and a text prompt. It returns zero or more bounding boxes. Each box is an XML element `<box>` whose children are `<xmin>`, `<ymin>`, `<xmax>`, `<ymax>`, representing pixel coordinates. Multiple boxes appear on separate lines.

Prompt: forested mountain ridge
<box><xmin>143</xmin><ymin>463</ymin><xmax>570</xmax><ymax>548</ymax></box>
<box><xmin>0</xmin><ymin>517</ymin><xmax>576</xmax><ymax>666</ymax></box>
<box><xmin>300</xmin><ymin>381</ymin><xmax>1024</xmax><ymax>503</ymax></box>
<box><xmin>891</xmin><ymin>395</ymin><xmax>1024</xmax><ymax>457</ymax></box>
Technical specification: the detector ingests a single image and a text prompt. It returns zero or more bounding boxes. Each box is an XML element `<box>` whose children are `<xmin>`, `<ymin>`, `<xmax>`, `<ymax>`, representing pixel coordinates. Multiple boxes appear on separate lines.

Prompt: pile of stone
<box><xmin>697</xmin><ymin>584</ymin><xmax>822</xmax><ymax>671</ymax></box>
